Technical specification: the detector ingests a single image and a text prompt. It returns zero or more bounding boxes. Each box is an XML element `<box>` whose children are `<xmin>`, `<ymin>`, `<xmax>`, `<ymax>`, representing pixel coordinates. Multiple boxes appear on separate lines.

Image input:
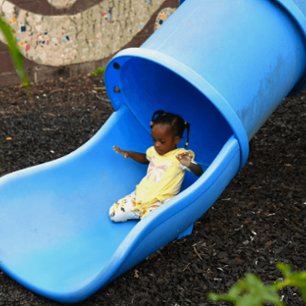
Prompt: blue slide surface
<box><xmin>0</xmin><ymin>0</ymin><xmax>306</xmax><ymax>303</ymax></box>
<box><xmin>0</xmin><ymin>106</ymin><xmax>240</xmax><ymax>303</ymax></box>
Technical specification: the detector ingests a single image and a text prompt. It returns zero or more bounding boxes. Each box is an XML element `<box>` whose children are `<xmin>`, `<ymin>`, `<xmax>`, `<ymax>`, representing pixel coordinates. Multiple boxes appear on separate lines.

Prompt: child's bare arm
<box><xmin>176</xmin><ymin>152</ymin><xmax>203</xmax><ymax>177</ymax></box>
<box><xmin>187</xmin><ymin>162</ymin><xmax>203</xmax><ymax>177</ymax></box>
<box><xmin>113</xmin><ymin>146</ymin><xmax>149</xmax><ymax>164</ymax></box>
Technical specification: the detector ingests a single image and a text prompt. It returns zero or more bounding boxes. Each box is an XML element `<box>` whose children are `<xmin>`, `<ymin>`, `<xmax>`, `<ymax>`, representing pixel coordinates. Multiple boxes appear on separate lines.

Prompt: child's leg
<box><xmin>141</xmin><ymin>198</ymin><xmax>171</xmax><ymax>219</ymax></box>
<box><xmin>109</xmin><ymin>192</ymin><xmax>141</xmax><ymax>222</ymax></box>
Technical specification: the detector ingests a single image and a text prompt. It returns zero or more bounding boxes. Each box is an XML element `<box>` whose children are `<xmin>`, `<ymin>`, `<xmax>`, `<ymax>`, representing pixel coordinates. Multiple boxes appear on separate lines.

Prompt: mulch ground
<box><xmin>0</xmin><ymin>75</ymin><xmax>305</xmax><ymax>306</ymax></box>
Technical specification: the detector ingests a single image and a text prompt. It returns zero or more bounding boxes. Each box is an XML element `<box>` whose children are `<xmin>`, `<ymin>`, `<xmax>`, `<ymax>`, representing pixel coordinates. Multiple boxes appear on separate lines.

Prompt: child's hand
<box><xmin>176</xmin><ymin>152</ymin><xmax>192</xmax><ymax>168</ymax></box>
<box><xmin>113</xmin><ymin>146</ymin><xmax>129</xmax><ymax>158</ymax></box>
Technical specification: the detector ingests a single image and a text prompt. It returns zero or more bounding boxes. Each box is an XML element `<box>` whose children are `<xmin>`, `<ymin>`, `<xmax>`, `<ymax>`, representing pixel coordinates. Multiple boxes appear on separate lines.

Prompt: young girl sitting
<box><xmin>109</xmin><ymin>110</ymin><xmax>203</xmax><ymax>222</ymax></box>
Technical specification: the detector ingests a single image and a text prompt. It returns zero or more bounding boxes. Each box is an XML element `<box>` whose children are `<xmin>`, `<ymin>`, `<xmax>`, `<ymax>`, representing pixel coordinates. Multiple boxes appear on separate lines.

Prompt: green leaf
<box><xmin>227</xmin><ymin>281</ymin><xmax>245</xmax><ymax>298</ymax></box>
<box><xmin>301</xmin><ymin>288</ymin><xmax>306</xmax><ymax>302</ymax></box>
<box><xmin>244</xmin><ymin>273</ymin><xmax>263</xmax><ymax>288</ymax></box>
<box><xmin>208</xmin><ymin>272</ymin><xmax>285</xmax><ymax>306</ymax></box>
<box><xmin>276</xmin><ymin>262</ymin><xmax>292</xmax><ymax>278</ymax></box>
<box><xmin>207</xmin><ymin>292</ymin><xmax>237</xmax><ymax>303</ymax></box>
<box><xmin>0</xmin><ymin>15</ymin><xmax>30</xmax><ymax>89</ymax></box>
<box><xmin>242</xmin><ymin>274</ymin><xmax>284</xmax><ymax>306</ymax></box>
<box><xmin>90</xmin><ymin>66</ymin><xmax>106</xmax><ymax>75</ymax></box>
<box><xmin>286</xmin><ymin>271</ymin><xmax>306</xmax><ymax>302</ymax></box>
<box><xmin>236</xmin><ymin>293</ymin><xmax>261</xmax><ymax>306</ymax></box>
<box><xmin>260</xmin><ymin>287</ymin><xmax>284</xmax><ymax>306</ymax></box>
<box><xmin>207</xmin><ymin>293</ymin><xmax>222</xmax><ymax>301</ymax></box>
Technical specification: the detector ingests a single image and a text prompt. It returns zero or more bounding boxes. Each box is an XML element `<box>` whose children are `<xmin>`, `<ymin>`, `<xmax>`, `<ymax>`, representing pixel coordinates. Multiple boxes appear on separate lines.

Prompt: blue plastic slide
<box><xmin>0</xmin><ymin>0</ymin><xmax>306</xmax><ymax>303</ymax></box>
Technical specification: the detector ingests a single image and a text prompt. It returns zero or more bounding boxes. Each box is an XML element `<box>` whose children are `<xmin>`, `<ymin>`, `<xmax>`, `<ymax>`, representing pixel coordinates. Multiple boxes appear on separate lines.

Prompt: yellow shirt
<box><xmin>135</xmin><ymin>146</ymin><xmax>195</xmax><ymax>212</ymax></box>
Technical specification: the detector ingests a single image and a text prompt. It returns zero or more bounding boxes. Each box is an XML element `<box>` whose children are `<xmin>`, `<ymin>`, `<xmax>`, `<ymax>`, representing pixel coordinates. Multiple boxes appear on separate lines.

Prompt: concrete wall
<box><xmin>0</xmin><ymin>0</ymin><xmax>178</xmax><ymax>86</ymax></box>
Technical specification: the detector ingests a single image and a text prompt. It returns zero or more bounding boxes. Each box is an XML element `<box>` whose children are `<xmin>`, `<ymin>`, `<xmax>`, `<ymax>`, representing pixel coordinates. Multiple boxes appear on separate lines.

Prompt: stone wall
<box><xmin>0</xmin><ymin>0</ymin><xmax>178</xmax><ymax>86</ymax></box>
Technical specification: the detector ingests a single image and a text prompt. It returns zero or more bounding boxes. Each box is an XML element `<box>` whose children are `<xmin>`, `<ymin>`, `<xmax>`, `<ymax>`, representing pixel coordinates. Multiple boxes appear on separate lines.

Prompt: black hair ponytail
<box><xmin>184</xmin><ymin>121</ymin><xmax>190</xmax><ymax>148</ymax></box>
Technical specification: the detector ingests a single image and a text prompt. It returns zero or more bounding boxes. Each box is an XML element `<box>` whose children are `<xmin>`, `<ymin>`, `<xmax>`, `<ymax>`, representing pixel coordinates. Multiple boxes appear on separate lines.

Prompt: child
<box><xmin>109</xmin><ymin>110</ymin><xmax>203</xmax><ymax>222</ymax></box>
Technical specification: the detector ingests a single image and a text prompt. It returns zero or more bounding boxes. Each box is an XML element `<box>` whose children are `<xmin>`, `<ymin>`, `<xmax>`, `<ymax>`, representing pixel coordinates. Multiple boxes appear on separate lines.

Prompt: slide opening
<box><xmin>106</xmin><ymin>56</ymin><xmax>234</xmax><ymax>169</ymax></box>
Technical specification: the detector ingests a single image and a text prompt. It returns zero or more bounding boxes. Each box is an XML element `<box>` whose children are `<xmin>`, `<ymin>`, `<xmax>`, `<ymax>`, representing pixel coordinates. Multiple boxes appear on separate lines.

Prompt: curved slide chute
<box><xmin>0</xmin><ymin>0</ymin><xmax>305</xmax><ymax>303</ymax></box>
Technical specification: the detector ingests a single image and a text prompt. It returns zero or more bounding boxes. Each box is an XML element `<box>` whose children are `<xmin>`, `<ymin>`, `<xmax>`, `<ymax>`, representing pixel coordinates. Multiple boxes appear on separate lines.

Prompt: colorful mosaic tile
<box><xmin>0</xmin><ymin>0</ymin><xmax>175</xmax><ymax>66</ymax></box>
<box><xmin>154</xmin><ymin>7</ymin><xmax>176</xmax><ymax>31</ymax></box>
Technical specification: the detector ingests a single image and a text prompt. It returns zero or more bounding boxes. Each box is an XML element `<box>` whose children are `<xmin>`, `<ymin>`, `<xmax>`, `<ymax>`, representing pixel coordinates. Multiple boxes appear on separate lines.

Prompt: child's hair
<box><xmin>150</xmin><ymin>110</ymin><xmax>190</xmax><ymax>148</ymax></box>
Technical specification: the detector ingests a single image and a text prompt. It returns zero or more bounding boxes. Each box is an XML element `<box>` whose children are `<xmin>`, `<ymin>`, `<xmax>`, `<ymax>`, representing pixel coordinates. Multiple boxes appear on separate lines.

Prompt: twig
<box><xmin>95</xmin><ymin>94</ymin><xmax>113</xmax><ymax>108</ymax></box>
<box><xmin>183</xmin><ymin>263</ymin><xmax>191</xmax><ymax>271</ymax></box>
<box><xmin>49</xmin><ymin>88</ymin><xmax>65</xmax><ymax>95</ymax></box>
<box><xmin>193</xmin><ymin>246</ymin><xmax>202</xmax><ymax>260</ymax></box>
<box><xmin>43</xmin><ymin>113</ymin><xmax>56</xmax><ymax>117</ymax></box>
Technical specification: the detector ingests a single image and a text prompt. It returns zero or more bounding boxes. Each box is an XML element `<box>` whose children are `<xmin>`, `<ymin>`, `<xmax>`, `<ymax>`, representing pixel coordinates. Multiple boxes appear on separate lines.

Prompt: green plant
<box><xmin>0</xmin><ymin>15</ymin><xmax>29</xmax><ymax>89</ymax></box>
<box><xmin>89</xmin><ymin>66</ymin><xmax>106</xmax><ymax>76</ymax></box>
<box><xmin>208</xmin><ymin>262</ymin><xmax>306</xmax><ymax>306</ymax></box>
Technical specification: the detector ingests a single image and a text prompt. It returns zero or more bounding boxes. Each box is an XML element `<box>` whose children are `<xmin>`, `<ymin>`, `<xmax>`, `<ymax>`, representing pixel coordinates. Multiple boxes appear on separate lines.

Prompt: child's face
<box><xmin>151</xmin><ymin>123</ymin><xmax>180</xmax><ymax>155</ymax></box>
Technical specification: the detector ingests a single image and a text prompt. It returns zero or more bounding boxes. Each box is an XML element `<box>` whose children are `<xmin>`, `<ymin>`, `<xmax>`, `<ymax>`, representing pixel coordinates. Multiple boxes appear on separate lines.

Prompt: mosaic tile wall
<box><xmin>0</xmin><ymin>0</ymin><xmax>178</xmax><ymax>86</ymax></box>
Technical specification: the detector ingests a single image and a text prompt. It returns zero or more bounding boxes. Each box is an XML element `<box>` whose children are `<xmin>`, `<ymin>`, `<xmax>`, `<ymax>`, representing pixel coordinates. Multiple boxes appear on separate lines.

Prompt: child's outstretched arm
<box><xmin>113</xmin><ymin>146</ymin><xmax>149</xmax><ymax>164</ymax></box>
<box><xmin>176</xmin><ymin>152</ymin><xmax>203</xmax><ymax>177</ymax></box>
